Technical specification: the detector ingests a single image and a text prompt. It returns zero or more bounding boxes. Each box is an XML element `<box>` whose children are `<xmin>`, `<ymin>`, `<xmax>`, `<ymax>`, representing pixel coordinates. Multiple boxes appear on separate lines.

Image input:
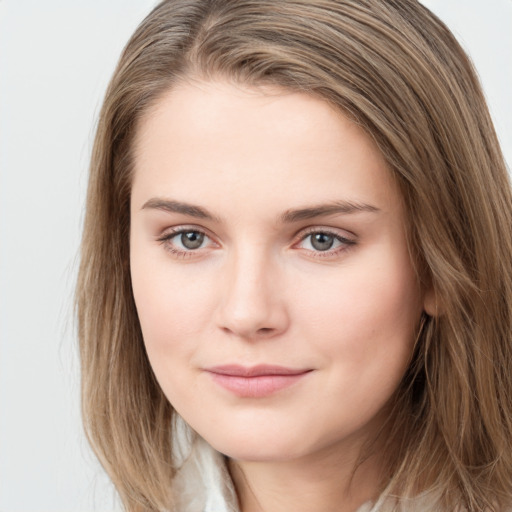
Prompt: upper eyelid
<box><xmin>157</xmin><ymin>225</ymin><xmax>213</xmax><ymax>239</ymax></box>
<box><xmin>158</xmin><ymin>224</ymin><xmax>354</xmax><ymax>236</ymax></box>
<box><xmin>293</xmin><ymin>225</ymin><xmax>357</xmax><ymax>242</ymax></box>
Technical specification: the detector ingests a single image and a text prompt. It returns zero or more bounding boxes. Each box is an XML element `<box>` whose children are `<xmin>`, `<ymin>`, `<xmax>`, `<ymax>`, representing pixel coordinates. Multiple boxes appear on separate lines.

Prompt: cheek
<box><xmin>286</xmin><ymin>259</ymin><xmax>421</xmax><ymax>436</ymax></box>
<box><xmin>130</xmin><ymin>249</ymin><xmax>217</xmax><ymax>362</ymax></box>
<box><xmin>130</xmin><ymin>259</ymin><xmax>218</xmax><ymax>412</ymax></box>
<box><xmin>292</xmin><ymin>252</ymin><xmax>422</xmax><ymax>375</ymax></box>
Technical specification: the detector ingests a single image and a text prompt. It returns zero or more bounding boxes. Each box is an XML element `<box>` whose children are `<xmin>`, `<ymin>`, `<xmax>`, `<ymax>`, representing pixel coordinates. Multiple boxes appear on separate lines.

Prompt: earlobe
<box><xmin>423</xmin><ymin>286</ymin><xmax>438</xmax><ymax>317</ymax></box>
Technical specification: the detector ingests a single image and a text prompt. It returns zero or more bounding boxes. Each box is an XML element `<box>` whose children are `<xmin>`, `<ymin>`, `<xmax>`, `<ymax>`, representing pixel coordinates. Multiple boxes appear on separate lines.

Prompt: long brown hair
<box><xmin>77</xmin><ymin>1</ymin><xmax>512</xmax><ymax>510</ymax></box>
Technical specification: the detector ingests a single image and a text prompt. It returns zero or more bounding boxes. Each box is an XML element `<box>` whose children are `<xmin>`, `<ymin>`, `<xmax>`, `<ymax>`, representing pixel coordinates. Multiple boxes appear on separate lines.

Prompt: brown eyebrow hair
<box><xmin>280</xmin><ymin>201</ymin><xmax>380</xmax><ymax>222</ymax></box>
<box><xmin>141</xmin><ymin>198</ymin><xmax>221</xmax><ymax>222</ymax></box>
<box><xmin>141</xmin><ymin>197</ymin><xmax>379</xmax><ymax>223</ymax></box>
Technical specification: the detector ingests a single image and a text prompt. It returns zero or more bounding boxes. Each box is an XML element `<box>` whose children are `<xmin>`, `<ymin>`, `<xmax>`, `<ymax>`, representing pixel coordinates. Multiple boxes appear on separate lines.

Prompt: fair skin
<box><xmin>130</xmin><ymin>79</ymin><xmax>432</xmax><ymax>512</ymax></box>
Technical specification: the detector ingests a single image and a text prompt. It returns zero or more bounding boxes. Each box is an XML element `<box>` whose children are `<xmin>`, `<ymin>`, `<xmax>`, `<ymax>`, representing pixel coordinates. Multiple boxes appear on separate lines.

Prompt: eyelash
<box><xmin>156</xmin><ymin>227</ymin><xmax>215</xmax><ymax>259</ymax></box>
<box><xmin>157</xmin><ymin>226</ymin><xmax>356</xmax><ymax>259</ymax></box>
<box><xmin>298</xmin><ymin>227</ymin><xmax>356</xmax><ymax>258</ymax></box>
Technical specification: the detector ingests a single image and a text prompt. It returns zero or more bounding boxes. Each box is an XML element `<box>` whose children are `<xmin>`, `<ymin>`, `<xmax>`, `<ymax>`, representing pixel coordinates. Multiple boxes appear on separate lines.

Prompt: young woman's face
<box><xmin>130</xmin><ymin>80</ymin><xmax>429</xmax><ymax>463</ymax></box>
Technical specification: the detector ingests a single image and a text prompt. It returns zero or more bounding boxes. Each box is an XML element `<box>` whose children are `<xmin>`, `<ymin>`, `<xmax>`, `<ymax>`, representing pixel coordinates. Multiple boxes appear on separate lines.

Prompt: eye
<box><xmin>297</xmin><ymin>229</ymin><xmax>356</xmax><ymax>256</ymax></box>
<box><xmin>157</xmin><ymin>228</ymin><xmax>214</xmax><ymax>257</ymax></box>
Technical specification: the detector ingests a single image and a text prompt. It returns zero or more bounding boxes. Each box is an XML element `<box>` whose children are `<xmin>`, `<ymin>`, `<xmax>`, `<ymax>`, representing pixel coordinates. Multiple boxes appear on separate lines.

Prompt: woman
<box><xmin>76</xmin><ymin>1</ymin><xmax>512</xmax><ymax>511</ymax></box>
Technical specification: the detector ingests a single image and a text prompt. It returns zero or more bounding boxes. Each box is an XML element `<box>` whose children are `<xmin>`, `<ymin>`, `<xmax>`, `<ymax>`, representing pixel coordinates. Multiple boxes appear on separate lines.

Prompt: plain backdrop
<box><xmin>0</xmin><ymin>1</ymin><xmax>510</xmax><ymax>511</ymax></box>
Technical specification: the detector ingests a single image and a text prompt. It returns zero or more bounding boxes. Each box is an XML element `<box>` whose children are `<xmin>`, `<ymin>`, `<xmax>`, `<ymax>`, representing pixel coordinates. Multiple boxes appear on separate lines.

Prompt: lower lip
<box><xmin>207</xmin><ymin>372</ymin><xmax>309</xmax><ymax>398</ymax></box>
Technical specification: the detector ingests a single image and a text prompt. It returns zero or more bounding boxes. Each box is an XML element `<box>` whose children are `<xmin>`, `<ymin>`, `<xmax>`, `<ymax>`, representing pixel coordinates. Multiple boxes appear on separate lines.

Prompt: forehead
<box><xmin>131</xmin><ymin>80</ymin><xmax>400</xmax><ymax>218</ymax></box>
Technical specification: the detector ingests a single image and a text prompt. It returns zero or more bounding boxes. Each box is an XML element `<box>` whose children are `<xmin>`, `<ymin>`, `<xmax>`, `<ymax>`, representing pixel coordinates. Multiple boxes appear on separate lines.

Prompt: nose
<box><xmin>214</xmin><ymin>246</ymin><xmax>289</xmax><ymax>340</ymax></box>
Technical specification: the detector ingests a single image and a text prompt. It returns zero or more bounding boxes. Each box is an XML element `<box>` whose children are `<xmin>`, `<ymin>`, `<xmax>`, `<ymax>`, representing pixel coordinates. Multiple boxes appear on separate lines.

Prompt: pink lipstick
<box><xmin>205</xmin><ymin>365</ymin><xmax>312</xmax><ymax>398</ymax></box>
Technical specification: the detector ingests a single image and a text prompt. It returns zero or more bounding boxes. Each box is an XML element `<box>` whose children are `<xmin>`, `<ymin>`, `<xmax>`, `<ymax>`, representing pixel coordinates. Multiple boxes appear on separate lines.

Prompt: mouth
<box><xmin>204</xmin><ymin>365</ymin><xmax>313</xmax><ymax>398</ymax></box>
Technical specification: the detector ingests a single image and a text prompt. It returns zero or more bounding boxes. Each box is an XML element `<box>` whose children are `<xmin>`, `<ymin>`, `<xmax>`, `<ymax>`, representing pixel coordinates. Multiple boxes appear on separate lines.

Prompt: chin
<box><xmin>212</xmin><ymin>439</ymin><xmax>306</xmax><ymax>463</ymax></box>
<box><xmin>196</xmin><ymin>422</ymin><xmax>325</xmax><ymax>463</ymax></box>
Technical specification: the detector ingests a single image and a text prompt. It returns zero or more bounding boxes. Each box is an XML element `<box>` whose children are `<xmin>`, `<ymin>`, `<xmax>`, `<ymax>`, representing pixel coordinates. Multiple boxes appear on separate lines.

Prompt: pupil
<box><xmin>181</xmin><ymin>231</ymin><xmax>204</xmax><ymax>249</ymax></box>
<box><xmin>311</xmin><ymin>233</ymin><xmax>334</xmax><ymax>251</ymax></box>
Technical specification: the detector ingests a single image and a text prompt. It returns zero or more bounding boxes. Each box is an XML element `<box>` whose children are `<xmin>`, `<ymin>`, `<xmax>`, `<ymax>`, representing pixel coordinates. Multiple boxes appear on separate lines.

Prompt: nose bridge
<box><xmin>216</xmin><ymin>240</ymin><xmax>288</xmax><ymax>339</ymax></box>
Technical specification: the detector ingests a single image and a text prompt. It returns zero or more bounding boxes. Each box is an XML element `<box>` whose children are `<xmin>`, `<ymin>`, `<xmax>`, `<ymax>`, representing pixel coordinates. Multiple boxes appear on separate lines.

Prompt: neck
<box><xmin>228</xmin><ymin>442</ymin><xmax>384</xmax><ymax>512</ymax></box>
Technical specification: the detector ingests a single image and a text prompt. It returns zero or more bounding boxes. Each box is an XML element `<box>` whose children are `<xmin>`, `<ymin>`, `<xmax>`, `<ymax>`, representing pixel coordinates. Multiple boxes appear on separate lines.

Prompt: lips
<box><xmin>204</xmin><ymin>365</ymin><xmax>312</xmax><ymax>398</ymax></box>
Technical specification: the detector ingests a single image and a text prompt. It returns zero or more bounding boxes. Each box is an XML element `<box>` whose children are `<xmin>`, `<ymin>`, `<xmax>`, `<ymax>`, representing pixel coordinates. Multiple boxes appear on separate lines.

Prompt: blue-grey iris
<box><xmin>311</xmin><ymin>233</ymin><xmax>334</xmax><ymax>251</ymax></box>
<box><xmin>181</xmin><ymin>231</ymin><xmax>204</xmax><ymax>249</ymax></box>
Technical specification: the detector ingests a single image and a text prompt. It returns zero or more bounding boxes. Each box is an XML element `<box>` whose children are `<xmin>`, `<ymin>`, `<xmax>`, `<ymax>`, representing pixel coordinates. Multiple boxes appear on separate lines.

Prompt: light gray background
<box><xmin>0</xmin><ymin>1</ymin><xmax>510</xmax><ymax>511</ymax></box>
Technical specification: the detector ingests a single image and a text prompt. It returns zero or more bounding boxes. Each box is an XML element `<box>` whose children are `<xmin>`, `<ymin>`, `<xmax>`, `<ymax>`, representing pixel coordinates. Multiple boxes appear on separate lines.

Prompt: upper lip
<box><xmin>205</xmin><ymin>365</ymin><xmax>312</xmax><ymax>377</ymax></box>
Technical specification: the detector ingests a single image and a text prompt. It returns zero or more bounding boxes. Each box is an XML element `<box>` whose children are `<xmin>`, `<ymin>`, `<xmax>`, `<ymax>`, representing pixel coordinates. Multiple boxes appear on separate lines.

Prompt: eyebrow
<box><xmin>141</xmin><ymin>197</ymin><xmax>379</xmax><ymax>223</ymax></box>
<box><xmin>280</xmin><ymin>201</ymin><xmax>380</xmax><ymax>223</ymax></box>
<box><xmin>142</xmin><ymin>198</ymin><xmax>221</xmax><ymax>222</ymax></box>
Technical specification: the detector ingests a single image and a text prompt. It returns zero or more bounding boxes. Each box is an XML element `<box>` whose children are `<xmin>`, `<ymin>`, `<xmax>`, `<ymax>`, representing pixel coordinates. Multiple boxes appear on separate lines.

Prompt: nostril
<box><xmin>215</xmin><ymin>285</ymin><xmax>289</xmax><ymax>339</ymax></box>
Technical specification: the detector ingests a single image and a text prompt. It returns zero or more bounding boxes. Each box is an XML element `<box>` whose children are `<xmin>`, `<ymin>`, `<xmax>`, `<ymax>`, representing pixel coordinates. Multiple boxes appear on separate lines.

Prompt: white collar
<box><xmin>172</xmin><ymin>417</ymin><xmax>239</xmax><ymax>512</ymax></box>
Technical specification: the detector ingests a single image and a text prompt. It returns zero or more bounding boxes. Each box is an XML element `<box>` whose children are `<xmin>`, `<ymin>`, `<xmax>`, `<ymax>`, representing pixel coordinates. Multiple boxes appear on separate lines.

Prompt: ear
<box><xmin>422</xmin><ymin>285</ymin><xmax>438</xmax><ymax>317</ymax></box>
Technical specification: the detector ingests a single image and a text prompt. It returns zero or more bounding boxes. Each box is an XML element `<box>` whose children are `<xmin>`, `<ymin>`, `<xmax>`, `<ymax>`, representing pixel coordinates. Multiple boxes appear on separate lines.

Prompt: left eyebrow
<box><xmin>280</xmin><ymin>201</ymin><xmax>380</xmax><ymax>223</ymax></box>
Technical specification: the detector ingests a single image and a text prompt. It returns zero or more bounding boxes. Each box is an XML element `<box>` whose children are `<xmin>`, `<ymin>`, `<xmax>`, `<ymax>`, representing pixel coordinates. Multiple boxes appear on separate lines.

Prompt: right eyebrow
<box><xmin>141</xmin><ymin>198</ymin><xmax>221</xmax><ymax>222</ymax></box>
